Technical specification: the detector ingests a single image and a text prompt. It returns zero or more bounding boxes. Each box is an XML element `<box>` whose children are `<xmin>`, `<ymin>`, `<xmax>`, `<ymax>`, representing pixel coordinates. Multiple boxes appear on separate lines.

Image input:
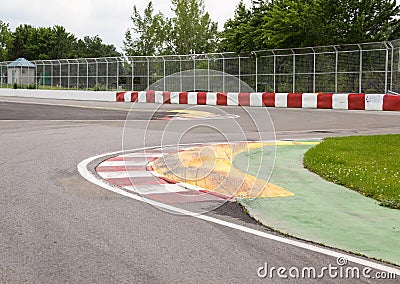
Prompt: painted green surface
<box><xmin>304</xmin><ymin>135</ymin><xmax>400</xmax><ymax>209</ymax></box>
<box><xmin>234</xmin><ymin>144</ymin><xmax>400</xmax><ymax>265</ymax></box>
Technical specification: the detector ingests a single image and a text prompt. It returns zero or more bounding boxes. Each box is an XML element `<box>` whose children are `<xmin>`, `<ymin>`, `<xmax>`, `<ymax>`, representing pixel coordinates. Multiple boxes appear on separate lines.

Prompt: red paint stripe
<box><xmin>106</xmin><ymin>177</ymin><xmax>167</xmax><ymax>187</ymax></box>
<box><xmin>146</xmin><ymin>90</ymin><xmax>155</xmax><ymax>103</ymax></box>
<box><xmin>199</xmin><ymin>189</ymin><xmax>233</xmax><ymax>201</ymax></box>
<box><xmin>197</xmin><ymin>92</ymin><xmax>207</xmax><ymax>105</ymax></box>
<box><xmin>179</xmin><ymin>92</ymin><xmax>188</xmax><ymax>104</ymax></box>
<box><xmin>287</xmin><ymin>93</ymin><xmax>303</xmax><ymax>108</ymax></box>
<box><xmin>238</xmin><ymin>93</ymin><xmax>251</xmax><ymax>106</ymax></box>
<box><xmin>348</xmin><ymin>94</ymin><xmax>366</xmax><ymax>110</ymax></box>
<box><xmin>97</xmin><ymin>166</ymin><xmax>145</xmax><ymax>172</ymax></box>
<box><xmin>106</xmin><ymin>157</ymin><xmax>153</xmax><ymax>162</ymax></box>
<box><xmin>145</xmin><ymin>191</ymin><xmax>224</xmax><ymax>204</ymax></box>
<box><xmin>262</xmin><ymin>93</ymin><xmax>275</xmax><ymax>107</ymax></box>
<box><xmin>163</xmin><ymin>92</ymin><xmax>171</xmax><ymax>104</ymax></box>
<box><xmin>116</xmin><ymin>92</ymin><xmax>125</xmax><ymax>102</ymax></box>
<box><xmin>131</xmin><ymin>92</ymin><xmax>139</xmax><ymax>102</ymax></box>
<box><xmin>217</xmin><ymin>92</ymin><xmax>228</xmax><ymax>106</ymax></box>
<box><xmin>158</xmin><ymin>176</ymin><xmax>178</xmax><ymax>184</ymax></box>
<box><xmin>317</xmin><ymin>93</ymin><xmax>333</xmax><ymax>109</ymax></box>
<box><xmin>383</xmin><ymin>94</ymin><xmax>400</xmax><ymax>111</ymax></box>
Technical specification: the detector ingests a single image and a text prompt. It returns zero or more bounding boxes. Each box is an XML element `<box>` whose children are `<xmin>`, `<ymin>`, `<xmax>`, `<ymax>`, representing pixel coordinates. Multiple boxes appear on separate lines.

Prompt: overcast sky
<box><xmin>0</xmin><ymin>0</ymin><xmax>252</xmax><ymax>51</ymax></box>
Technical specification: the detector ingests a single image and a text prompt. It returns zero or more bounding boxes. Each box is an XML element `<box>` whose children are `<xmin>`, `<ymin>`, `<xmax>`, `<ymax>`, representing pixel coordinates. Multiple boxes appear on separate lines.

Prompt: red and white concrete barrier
<box><xmin>117</xmin><ymin>91</ymin><xmax>400</xmax><ymax>111</ymax></box>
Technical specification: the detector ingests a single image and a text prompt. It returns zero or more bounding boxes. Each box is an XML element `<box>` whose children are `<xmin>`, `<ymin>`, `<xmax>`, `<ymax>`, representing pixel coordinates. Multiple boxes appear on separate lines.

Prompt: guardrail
<box><xmin>117</xmin><ymin>91</ymin><xmax>400</xmax><ymax>111</ymax></box>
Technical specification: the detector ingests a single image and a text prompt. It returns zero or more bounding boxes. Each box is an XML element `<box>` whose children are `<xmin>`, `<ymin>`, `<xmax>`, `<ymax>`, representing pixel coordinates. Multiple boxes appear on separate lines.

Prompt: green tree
<box><xmin>76</xmin><ymin>35</ymin><xmax>120</xmax><ymax>58</ymax></box>
<box><xmin>48</xmin><ymin>26</ymin><xmax>77</xmax><ymax>59</ymax></box>
<box><xmin>170</xmin><ymin>0</ymin><xmax>218</xmax><ymax>54</ymax></box>
<box><xmin>123</xmin><ymin>1</ymin><xmax>167</xmax><ymax>56</ymax></box>
<box><xmin>0</xmin><ymin>21</ymin><xmax>12</xmax><ymax>61</ymax></box>
<box><xmin>262</xmin><ymin>0</ymin><xmax>326</xmax><ymax>48</ymax></box>
<box><xmin>7</xmin><ymin>24</ymin><xmax>119</xmax><ymax>60</ymax></box>
<box><xmin>324</xmin><ymin>0</ymin><xmax>400</xmax><ymax>44</ymax></box>
<box><xmin>8</xmin><ymin>24</ymin><xmax>37</xmax><ymax>60</ymax></box>
<box><xmin>9</xmin><ymin>24</ymin><xmax>72</xmax><ymax>60</ymax></box>
<box><xmin>124</xmin><ymin>0</ymin><xmax>219</xmax><ymax>56</ymax></box>
<box><xmin>221</xmin><ymin>0</ymin><xmax>400</xmax><ymax>51</ymax></box>
<box><xmin>9</xmin><ymin>25</ymin><xmax>70</xmax><ymax>60</ymax></box>
<box><xmin>219</xmin><ymin>1</ymin><xmax>252</xmax><ymax>53</ymax></box>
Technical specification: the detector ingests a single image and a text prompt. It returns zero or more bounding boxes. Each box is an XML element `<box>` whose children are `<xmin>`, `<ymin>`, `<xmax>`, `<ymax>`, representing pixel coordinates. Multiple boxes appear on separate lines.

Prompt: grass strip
<box><xmin>304</xmin><ymin>134</ymin><xmax>400</xmax><ymax>209</ymax></box>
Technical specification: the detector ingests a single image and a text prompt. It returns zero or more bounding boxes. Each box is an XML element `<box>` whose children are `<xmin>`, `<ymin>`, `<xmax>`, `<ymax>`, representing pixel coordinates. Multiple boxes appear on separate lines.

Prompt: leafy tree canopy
<box><xmin>1</xmin><ymin>23</ymin><xmax>120</xmax><ymax>61</ymax></box>
<box><xmin>123</xmin><ymin>2</ymin><xmax>167</xmax><ymax>56</ymax></box>
<box><xmin>124</xmin><ymin>0</ymin><xmax>218</xmax><ymax>56</ymax></box>
<box><xmin>0</xmin><ymin>20</ymin><xmax>12</xmax><ymax>61</ymax></box>
<box><xmin>76</xmin><ymin>35</ymin><xmax>120</xmax><ymax>58</ymax></box>
<box><xmin>170</xmin><ymin>0</ymin><xmax>218</xmax><ymax>55</ymax></box>
<box><xmin>220</xmin><ymin>0</ymin><xmax>400</xmax><ymax>53</ymax></box>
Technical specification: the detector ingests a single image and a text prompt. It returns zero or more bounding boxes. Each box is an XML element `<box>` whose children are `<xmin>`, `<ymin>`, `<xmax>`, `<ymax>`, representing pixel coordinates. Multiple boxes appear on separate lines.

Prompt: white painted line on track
<box><xmin>78</xmin><ymin>145</ymin><xmax>400</xmax><ymax>276</ymax></box>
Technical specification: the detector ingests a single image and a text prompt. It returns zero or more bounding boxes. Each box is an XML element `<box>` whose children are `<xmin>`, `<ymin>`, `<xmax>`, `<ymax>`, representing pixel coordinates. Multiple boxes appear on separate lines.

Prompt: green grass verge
<box><xmin>304</xmin><ymin>135</ymin><xmax>400</xmax><ymax>209</ymax></box>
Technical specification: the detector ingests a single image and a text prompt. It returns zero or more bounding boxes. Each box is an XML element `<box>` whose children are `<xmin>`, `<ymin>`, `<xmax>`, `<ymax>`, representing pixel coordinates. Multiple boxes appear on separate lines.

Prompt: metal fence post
<box><xmin>207</xmin><ymin>55</ymin><xmax>210</xmax><ymax>92</ymax></box>
<box><xmin>35</xmin><ymin>63</ymin><xmax>38</xmax><ymax>89</ymax></box>
<box><xmin>312</xmin><ymin>48</ymin><xmax>316</xmax><ymax>93</ymax></box>
<box><xmin>272</xmin><ymin>50</ymin><xmax>276</xmax><ymax>92</ymax></box>
<box><xmin>95</xmin><ymin>58</ymin><xmax>98</xmax><ymax>88</ymax></box>
<box><xmin>252</xmin><ymin>51</ymin><xmax>258</xmax><ymax>92</ymax></box>
<box><xmin>358</xmin><ymin>44</ymin><xmax>362</xmax><ymax>93</ymax></box>
<box><xmin>162</xmin><ymin>56</ymin><xmax>166</xmax><ymax>91</ymax></box>
<box><xmin>131</xmin><ymin>57</ymin><xmax>134</xmax><ymax>91</ymax></box>
<box><xmin>117</xmin><ymin>58</ymin><xmax>120</xmax><ymax>91</ymax></box>
<box><xmin>221</xmin><ymin>53</ymin><xmax>225</xmax><ymax>92</ymax></box>
<box><xmin>146</xmin><ymin>57</ymin><xmax>150</xmax><ymax>90</ymax></box>
<box><xmin>390</xmin><ymin>42</ymin><xmax>394</xmax><ymax>92</ymax></box>
<box><xmin>193</xmin><ymin>54</ymin><xmax>196</xmax><ymax>91</ymax></box>
<box><xmin>238</xmin><ymin>55</ymin><xmax>241</xmax><ymax>93</ymax></box>
<box><xmin>292</xmin><ymin>49</ymin><xmax>296</xmax><ymax>93</ymax></box>
<box><xmin>105</xmin><ymin>58</ymin><xmax>109</xmax><ymax>91</ymax></box>
<box><xmin>334</xmin><ymin>46</ymin><xmax>338</xmax><ymax>93</ymax></box>
<box><xmin>85</xmin><ymin>59</ymin><xmax>89</xmax><ymax>90</ymax></box>
<box><xmin>67</xmin><ymin>60</ymin><xmax>70</xmax><ymax>89</ymax></box>
<box><xmin>384</xmin><ymin>42</ymin><xmax>389</xmax><ymax>94</ymax></box>
<box><xmin>50</xmin><ymin>61</ymin><xmax>54</xmax><ymax>88</ymax></box>
<box><xmin>76</xmin><ymin>60</ymin><xmax>80</xmax><ymax>90</ymax></box>
<box><xmin>58</xmin><ymin>60</ymin><xmax>62</xmax><ymax>88</ymax></box>
<box><xmin>42</xmin><ymin>63</ymin><xmax>45</xmax><ymax>88</ymax></box>
<box><xmin>179</xmin><ymin>56</ymin><xmax>183</xmax><ymax>92</ymax></box>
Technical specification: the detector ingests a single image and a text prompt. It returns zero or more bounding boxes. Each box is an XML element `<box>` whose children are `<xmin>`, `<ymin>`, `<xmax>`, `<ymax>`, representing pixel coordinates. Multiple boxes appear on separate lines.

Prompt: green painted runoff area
<box><xmin>234</xmin><ymin>143</ymin><xmax>400</xmax><ymax>265</ymax></box>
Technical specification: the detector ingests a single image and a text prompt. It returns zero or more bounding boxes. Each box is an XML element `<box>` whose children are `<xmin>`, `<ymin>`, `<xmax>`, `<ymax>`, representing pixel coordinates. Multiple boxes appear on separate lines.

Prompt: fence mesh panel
<box><xmin>1</xmin><ymin>40</ymin><xmax>399</xmax><ymax>94</ymax></box>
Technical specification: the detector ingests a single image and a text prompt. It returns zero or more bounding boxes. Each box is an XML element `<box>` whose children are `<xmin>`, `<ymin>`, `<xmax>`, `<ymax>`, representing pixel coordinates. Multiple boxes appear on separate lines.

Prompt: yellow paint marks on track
<box><xmin>153</xmin><ymin>141</ymin><xmax>318</xmax><ymax>199</ymax></box>
<box><xmin>167</xmin><ymin>110</ymin><xmax>219</xmax><ymax>119</ymax></box>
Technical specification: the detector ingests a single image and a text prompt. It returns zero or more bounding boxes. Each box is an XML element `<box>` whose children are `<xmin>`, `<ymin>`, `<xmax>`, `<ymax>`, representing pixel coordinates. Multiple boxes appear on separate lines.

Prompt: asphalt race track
<box><xmin>0</xmin><ymin>96</ymin><xmax>399</xmax><ymax>283</ymax></box>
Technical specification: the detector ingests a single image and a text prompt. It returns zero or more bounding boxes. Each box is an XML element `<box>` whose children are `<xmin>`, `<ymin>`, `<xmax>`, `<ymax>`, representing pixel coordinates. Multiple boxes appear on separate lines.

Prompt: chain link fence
<box><xmin>1</xmin><ymin>39</ymin><xmax>400</xmax><ymax>93</ymax></box>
